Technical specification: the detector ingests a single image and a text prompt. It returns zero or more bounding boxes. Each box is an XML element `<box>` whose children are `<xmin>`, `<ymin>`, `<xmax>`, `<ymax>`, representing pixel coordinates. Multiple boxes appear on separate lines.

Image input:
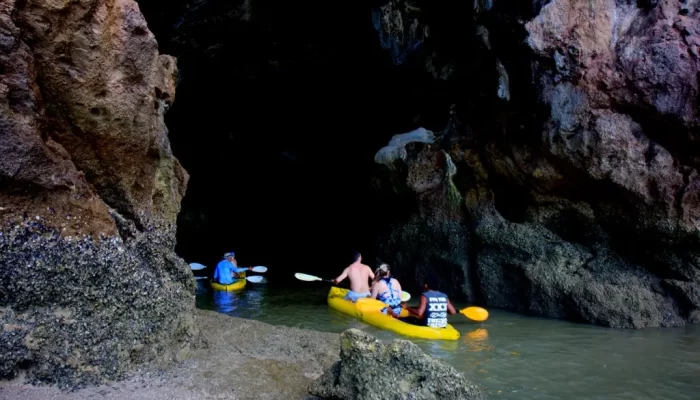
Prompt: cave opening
<box><xmin>136</xmin><ymin>0</ymin><xmax>451</xmax><ymax>278</ymax></box>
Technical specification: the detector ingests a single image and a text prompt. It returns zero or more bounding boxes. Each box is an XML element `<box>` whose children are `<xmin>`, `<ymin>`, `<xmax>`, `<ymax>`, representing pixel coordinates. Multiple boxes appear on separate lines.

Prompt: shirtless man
<box><xmin>332</xmin><ymin>251</ymin><xmax>375</xmax><ymax>302</ymax></box>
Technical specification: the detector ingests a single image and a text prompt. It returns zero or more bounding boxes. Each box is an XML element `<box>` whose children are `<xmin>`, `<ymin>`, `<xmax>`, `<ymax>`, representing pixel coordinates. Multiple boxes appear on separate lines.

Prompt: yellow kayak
<box><xmin>327</xmin><ymin>287</ymin><xmax>460</xmax><ymax>341</ymax></box>
<box><xmin>210</xmin><ymin>273</ymin><xmax>246</xmax><ymax>292</ymax></box>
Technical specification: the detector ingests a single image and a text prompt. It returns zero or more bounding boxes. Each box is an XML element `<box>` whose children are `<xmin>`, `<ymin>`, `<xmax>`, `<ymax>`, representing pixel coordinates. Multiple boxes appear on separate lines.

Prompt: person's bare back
<box><xmin>344</xmin><ymin>262</ymin><xmax>373</xmax><ymax>293</ymax></box>
<box><xmin>332</xmin><ymin>252</ymin><xmax>375</xmax><ymax>294</ymax></box>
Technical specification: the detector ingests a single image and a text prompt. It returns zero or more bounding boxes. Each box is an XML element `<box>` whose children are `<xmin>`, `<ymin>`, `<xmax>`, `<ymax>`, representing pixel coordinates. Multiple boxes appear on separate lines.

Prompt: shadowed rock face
<box><xmin>0</xmin><ymin>0</ymin><xmax>197</xmax><ymax>387</ymax></box>
<box><xmin>372</xmin><ymin>0</ymin><xmax>700</xmax><ymax>328</ymax></box>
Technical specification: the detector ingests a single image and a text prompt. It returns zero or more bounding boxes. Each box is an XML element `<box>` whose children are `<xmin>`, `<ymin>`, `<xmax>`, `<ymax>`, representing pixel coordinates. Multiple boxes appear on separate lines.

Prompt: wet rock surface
<box><xmin>0</xmin><ymin>220</ymin><xmax>198</xmax><ymax>387</ymax></box>
<box><xmin>0</xmin><ymin>0</ymin><xmax>195</xmax><ymax>387</ymax></box>
<box><xmin>309</xmin><ymin>328</ymin><xmax>483</xmax><ymax>400</ymax></box>
<box><xmin>372</xmin><ymin>0</ymin><xmax>700</xmax><ymax>328</ymax></box>
<box><xmin>0</xmin><ymin>310</ymin><xmax>340</xmax><ymax>400</ymax></box>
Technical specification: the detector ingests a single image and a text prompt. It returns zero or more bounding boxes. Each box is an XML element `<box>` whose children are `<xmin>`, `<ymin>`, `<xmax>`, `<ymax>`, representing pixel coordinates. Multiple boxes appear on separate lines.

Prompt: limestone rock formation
<box><xmin>372</xmin><ymin>0</ymin><xmax>700</xmax><ymax>328</ymax></box>
<box><xmin>371</xmin><ymin>0</ymin><xmax>428</xmax><ymax>65</ymax></box>
<box><xmin>374</xmin><ymin>127</ymin><xmax>436</xmax><ymax>168</ymax></box>
<box><xmin>0</xmin><ymin>0</ymin><xmax>197</xmax><ymax>387</ymax></box>
<box><xmin>309</xmin><ymin>328</ymin><xmax>483</xmax><ymax>400</ymax></box>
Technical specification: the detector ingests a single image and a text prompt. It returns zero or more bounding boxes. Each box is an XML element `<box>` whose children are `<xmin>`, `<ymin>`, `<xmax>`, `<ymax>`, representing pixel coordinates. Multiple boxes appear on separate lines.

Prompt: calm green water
<box><xmin>195</xmin><ymin>281</ymin><xmax>700</xmax><ymax>399</ymax></box>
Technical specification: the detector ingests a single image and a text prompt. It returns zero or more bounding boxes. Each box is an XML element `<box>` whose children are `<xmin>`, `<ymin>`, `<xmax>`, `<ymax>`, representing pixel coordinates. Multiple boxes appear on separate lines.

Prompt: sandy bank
<box><xmin>0</xmin><ymin>309</ymin><xmax>340</xmax><ymax>400</ymax></box>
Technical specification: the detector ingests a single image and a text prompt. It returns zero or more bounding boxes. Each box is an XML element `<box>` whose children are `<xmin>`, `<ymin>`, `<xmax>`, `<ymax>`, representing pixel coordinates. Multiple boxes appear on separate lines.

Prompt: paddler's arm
<box><xmin>446</xmin><ymin>299</ymin><xmax>457</xmax><ymax>315</ymax></box>
<box><xmin>370</xmin><ymin>282</ymin><xmax>380</xmax><ymax>299</ymax></box>
<box><xmin>230</xmin><ymin>259</ymin><xmax>250</xmax><ymax>272</ymax></box>
<box><xmin>332</xmin><ymin>267</ymin><xmax>349</xmax><ymax>285</ymax></box>
<box><xmin>230</xmin><ymin>265</ymin><xmax>250</xmax><ymax>278</ymax></box>
<box><xmin>404</xmin><ymin>295</ymin><xmax>427</xmax><ymax>318</ymax></box>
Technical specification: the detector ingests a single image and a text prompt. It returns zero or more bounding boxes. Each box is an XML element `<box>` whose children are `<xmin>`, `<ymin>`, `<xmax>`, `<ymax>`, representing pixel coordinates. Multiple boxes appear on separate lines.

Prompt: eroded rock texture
<box><xmin>373</xmin><ymin>0</ymin><xmax>700</xmax><ymax>328</ymax></box>
<box><xmin>0</xmin><ymin>0</ymin><xmax>197</xmax><ymax>387</ymax></box>
<box><xmin>309</xmin><ymin>329</ymin><xmax>483</xmax><ymax>400</ymax></box>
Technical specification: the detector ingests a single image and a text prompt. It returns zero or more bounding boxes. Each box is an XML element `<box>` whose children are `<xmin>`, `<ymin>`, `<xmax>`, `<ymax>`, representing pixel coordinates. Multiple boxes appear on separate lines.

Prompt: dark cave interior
<box><xmin>136</xmin><ymin>0</ymin><xmax>450</xmax><ymax>277</ymax></box>
<box><xmin>134</xmin><ymin>0</ymin><xmax>542</xmax><ymax>282</ymax></box>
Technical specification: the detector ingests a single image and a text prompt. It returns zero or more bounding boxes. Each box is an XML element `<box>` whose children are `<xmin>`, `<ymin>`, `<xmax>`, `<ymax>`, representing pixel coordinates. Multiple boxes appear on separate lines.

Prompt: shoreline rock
<box><xmin>0</xmin><ymin>309</ymin><xmax>341</xmax><ymax>400</ymax></box>
<box><xmin>1</xmin><ymin>311</ymin><xmax>489</xmax><ymax>400</ymax></box>
<box><xmin>309</xmin><ymin>328</ymin><xmax>483</xmax><ymax>400</ymax></box>
<box><xmin>0</xmin><ymin>219</ymin><xmax>200</xmax><ymax>388</ymax></box>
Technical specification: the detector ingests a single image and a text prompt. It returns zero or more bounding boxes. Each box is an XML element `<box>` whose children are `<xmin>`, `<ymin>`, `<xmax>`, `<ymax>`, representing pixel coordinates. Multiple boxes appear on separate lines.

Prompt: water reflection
<box><xmin>463</xmin><ymin>328</ymin><xmax>494</xmax><ymax>353</ymax></box>
<box><xmin>201</xmin><ymin>283</ymin><xmax>266</xmax><ymax>319</ymax></box>
<box><xmin>417</xmin><ymin>338</ymin><xmax>460</xmax><ymax>362</ymax></box>
<box><xmin>211</xmin><ymin>290</ymin><xmax>240</xmax><ymax>313</ymax></box>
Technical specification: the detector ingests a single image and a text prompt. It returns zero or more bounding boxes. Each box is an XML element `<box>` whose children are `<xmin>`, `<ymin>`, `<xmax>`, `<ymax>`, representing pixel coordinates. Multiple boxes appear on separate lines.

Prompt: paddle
<box><xmin>295</xmin><ymin>273</ymin><xmax>411</xmax><ymax>301</ymax></box>
<box><xmin>195</xmin><ymin>276</ymin><xmax>264</xmax><ymax>283</ymax></box>
<box><xmin>459</xmin><ymin>306</ymin><xmax>489</xmax><ymax>322</ymax></box>
<box><xmin>295</xmin><ymin>272</ymin><xmax>333</xmax><ymax>283</ymax></box>
<box><xmin>190</xmin><ymin>263</ymin><xmax>267</xmax><ymax>273</ymax></box>
<box><xmin>189</xmin><ymin>263</ymin><xmax>207</xmax><ymax>270</ymax></box>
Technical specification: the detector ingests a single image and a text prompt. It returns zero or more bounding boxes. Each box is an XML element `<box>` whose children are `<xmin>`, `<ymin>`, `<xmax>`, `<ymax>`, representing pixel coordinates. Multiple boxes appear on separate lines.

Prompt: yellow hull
<box><xmin>210</xmin><ymin>278</ymin><xmax>246</xmax><ymax>292</ymax></box>
<box><xmin>327</xmin><ymin>287</ymin><xmax>460</xmax><ymax>341</ymax></box>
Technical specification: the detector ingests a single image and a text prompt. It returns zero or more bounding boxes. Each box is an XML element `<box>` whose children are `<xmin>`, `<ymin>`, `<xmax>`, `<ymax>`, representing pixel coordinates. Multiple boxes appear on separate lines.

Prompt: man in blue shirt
<box><xmin>213</xmin><ymin>252</ymin><xmax>251</xmax><ymax>284</ymax></box>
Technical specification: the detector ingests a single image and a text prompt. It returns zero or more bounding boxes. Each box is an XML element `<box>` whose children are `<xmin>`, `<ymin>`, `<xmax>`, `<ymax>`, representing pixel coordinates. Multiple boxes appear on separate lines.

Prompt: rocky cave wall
<box><xmin>372</xmin><ymin>0</ymin><xmax>700</xmax><ymax>329</ymax></box>
<box><xmin>2</xmin><ymin>0</ymin><xmax>697</xmax><ymax>390</ymax></box>
<box><xmin>0</xmin><ymin>0</ymin><xmax>198</xmax><ymax>387</ymax></box>
<box><xmin>132</xmin><ymin>0</ymin><xmax>700</xmax><ymax>329</ymax></box>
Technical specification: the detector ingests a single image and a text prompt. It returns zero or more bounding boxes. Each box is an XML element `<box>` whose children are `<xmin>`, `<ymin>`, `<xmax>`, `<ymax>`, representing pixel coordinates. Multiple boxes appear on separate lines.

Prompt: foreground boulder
<box><xmin>309</xmin><ymin>329</ymin><xmax>483</xmax><ymax>400</ymax></box>
<box><xmin>0</xmin><ymin>0</ymin><xmax>197</xmax><ymax>388</ymax></box>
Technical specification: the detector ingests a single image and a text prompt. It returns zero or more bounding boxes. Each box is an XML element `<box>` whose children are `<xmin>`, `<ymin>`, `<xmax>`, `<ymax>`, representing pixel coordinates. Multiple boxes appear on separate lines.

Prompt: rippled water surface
<box><xmin>195</xmin><ymin>281</ymin><xmax>700</xmax><ymax>399</ymax></box>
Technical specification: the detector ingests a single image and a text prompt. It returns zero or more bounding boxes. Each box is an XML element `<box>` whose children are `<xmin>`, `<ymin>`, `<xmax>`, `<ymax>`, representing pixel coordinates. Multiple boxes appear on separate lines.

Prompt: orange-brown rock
<box><xmin>0</xmin><ymin>0</ymin><xmax>197</xmax><ymax>387</ymax></box>
<box><xmin>2</xmin><ymin>0</ymin><xmax>187</xmax><ymax>235</ymax></box>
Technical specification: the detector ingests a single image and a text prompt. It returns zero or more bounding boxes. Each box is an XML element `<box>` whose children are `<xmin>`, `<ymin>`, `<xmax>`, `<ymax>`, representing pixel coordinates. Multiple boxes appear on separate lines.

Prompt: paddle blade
<box><xmin>251</xmin><ymin>266</ymin><xmax>267</xmax><ymax>273</ymax></box>
<box><xmin>189</xmin><ymin>263</ymin><xmax>207</xmax><ymax>270</ymax></box>
<box><xmin>401</xmin><ymin>291</ymin><xmax>411</xmax><ymax>302</ymax></box>
<box><xmin>294</xmin><ymin>273</ymin><xmax>321</xmax><ymax>282</ymax></box>
<box><xmin>461</xmin><ymin>306</ymin><xmax>489</xmax><ymax>322</ymax></box>
<box><xmin>246</xmin><ymin>276</ymin><xmax>264</xmax><ymax>283</ymax></box>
